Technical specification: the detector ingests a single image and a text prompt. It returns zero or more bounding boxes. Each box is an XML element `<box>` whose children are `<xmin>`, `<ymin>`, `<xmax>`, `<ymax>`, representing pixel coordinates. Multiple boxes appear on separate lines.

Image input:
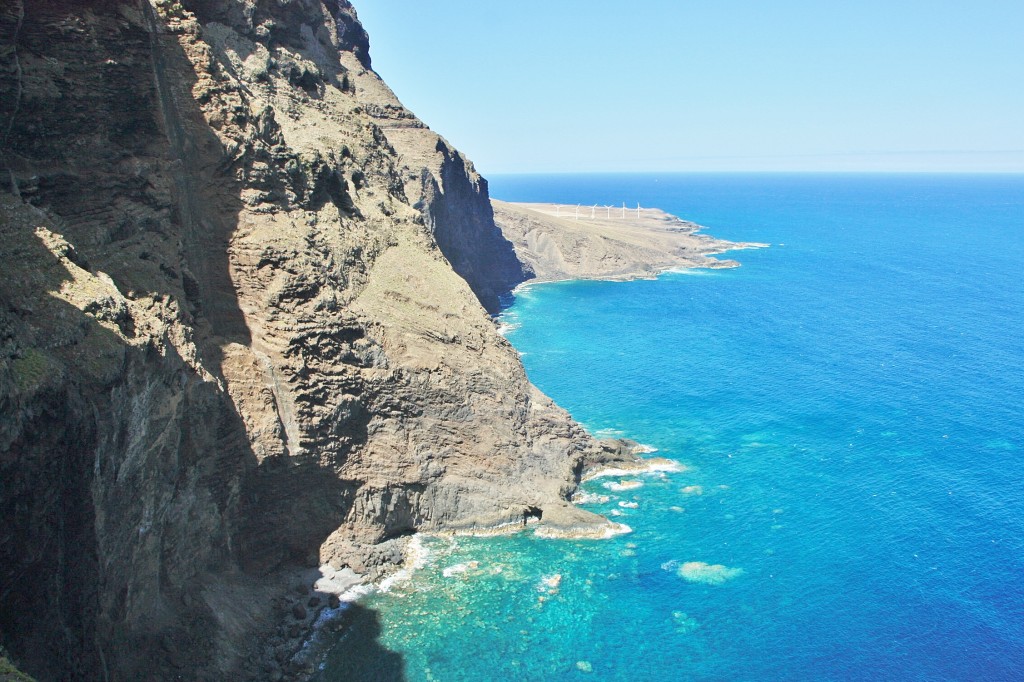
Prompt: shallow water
<box><xmin>315</xmin><ymin>174</ymin><xmax>1024</xmax><ymax>681</ymax></box>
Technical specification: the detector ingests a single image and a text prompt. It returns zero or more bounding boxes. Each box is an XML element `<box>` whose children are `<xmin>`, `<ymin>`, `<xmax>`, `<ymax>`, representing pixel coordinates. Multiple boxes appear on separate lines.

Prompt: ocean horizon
<box><xmin>315</xmin><ymin>172</ymin><xmax>1024</xmax><ymax>681</ymax></box>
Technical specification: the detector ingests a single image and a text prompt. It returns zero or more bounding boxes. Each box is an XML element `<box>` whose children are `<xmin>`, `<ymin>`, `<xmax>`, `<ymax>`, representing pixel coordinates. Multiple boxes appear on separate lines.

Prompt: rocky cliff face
<box><xmin>0</xmin><ymin>2</ymin><xmax>628</xmax><ymax>680</ymax></box>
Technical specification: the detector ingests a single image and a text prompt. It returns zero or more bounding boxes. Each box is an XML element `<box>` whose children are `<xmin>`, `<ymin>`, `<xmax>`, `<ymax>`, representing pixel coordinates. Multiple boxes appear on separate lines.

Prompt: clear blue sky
<box><xmin>352</xmin><ymin>1</ymin><xmax>1024</xmax><ymax>174</ymax></box>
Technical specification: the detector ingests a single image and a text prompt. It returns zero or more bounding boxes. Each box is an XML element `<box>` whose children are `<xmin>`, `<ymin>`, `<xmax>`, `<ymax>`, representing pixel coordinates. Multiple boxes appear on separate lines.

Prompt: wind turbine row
<box><xmin>553</xmin><ymin>203</ymin><xmax>641</xmax><ymax>219</ymax></box>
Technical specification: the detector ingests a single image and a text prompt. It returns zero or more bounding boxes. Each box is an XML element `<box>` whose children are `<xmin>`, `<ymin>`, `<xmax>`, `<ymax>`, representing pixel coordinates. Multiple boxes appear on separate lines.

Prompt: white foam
<box><xmin>603</xmin><ymin>480</ymin><xmax>644</xmax><ymax>491</ymax></box>
<box><xmin>378</xmin><ymin>534</ymin><xmax>429</xmax><ymax>593</ymax></box>
<box><xmin>647</xmin><ymin>459</ymin><xmax>681</xmax><ymax>471</ymax></box>
<box><xmin>302</xmin><ymin>580</ymin><xmax>374</xmax><ymax>657</ymax></box>
<box><xmin>666</xmin><ymin>267</ymin><xmax>715</xmax><ymax>276</ymax></box>
<box><xmin>603</xmin><ymin>522</ymin><xmax>633</xmax><ymax>538</ymax></box>
<box><xmin>591</xmin><ymin>468</ymin><xmax>642</xmax><ymax>479</ymax></box>
<box><xmin>585</xmin><ymin>458</ymin><xmax>685</xmax><ymax>481</ymax></box>
<box><xmin>572</xmin><ymin>490</ymin><xmax>612</xmax><ymax>505</ymax></box>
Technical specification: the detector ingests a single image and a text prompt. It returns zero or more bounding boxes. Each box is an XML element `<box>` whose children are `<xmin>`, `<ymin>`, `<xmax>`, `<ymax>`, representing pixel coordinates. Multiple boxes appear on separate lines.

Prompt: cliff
<box><xmin>0</xmin><ymin>2</ymin><xmax>630</xmax><ymax>680</ymax></box>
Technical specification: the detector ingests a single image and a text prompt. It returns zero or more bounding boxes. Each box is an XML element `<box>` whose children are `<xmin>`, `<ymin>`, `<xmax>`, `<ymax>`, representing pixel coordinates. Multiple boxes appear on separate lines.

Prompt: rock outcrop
<box><xmin>0</xmin><ymin>2</ymin><xmax>630</xmax><ymax>680</ymax></box>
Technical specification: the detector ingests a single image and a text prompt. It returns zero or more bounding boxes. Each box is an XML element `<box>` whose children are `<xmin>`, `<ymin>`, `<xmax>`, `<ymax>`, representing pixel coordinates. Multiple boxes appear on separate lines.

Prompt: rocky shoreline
<box><xmin>257</xmin><ymin>439</ymin><xmax>647</xmax><ymax>681</ymax></box>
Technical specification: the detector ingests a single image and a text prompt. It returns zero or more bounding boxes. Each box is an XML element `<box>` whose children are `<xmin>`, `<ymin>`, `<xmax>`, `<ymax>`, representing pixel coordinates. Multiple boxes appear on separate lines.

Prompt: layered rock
<box><xmin>0</xmin><ymin>1</ymin><xmax>630</xmax><ymax>680</ymax></box>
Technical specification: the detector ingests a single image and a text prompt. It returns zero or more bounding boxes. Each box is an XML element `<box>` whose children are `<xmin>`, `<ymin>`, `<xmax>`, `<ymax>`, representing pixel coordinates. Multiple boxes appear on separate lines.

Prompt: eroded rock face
<box><xmin>0</xmin><ymin>1</ymin><xmax>625</xmax><ymax>680</ymax></box>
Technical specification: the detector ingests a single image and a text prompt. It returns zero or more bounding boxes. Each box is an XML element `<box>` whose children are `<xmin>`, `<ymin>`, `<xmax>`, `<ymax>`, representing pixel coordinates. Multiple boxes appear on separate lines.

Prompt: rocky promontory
<box><xmin>0</xmin><ymin>1</ymin><xmax>636</xmax><ymax>680</ymax></box>
<box><xmin>493</xmin><ymin>200</ymin><xmax>768</xmax><ymax>284</ymax></box>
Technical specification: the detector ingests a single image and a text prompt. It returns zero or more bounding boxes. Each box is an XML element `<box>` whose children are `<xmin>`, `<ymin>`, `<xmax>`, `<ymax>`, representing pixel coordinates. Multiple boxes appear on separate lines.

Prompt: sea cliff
<box><xmin>0</xmin><ymin>2</ymin><xmax>633</xmax><ymax>680</ymax></box>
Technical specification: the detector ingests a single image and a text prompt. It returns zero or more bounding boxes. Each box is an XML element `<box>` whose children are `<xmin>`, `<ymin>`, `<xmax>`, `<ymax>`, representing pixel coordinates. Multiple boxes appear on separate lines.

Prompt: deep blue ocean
<box><xmin>316</xmin><ymin>174</ymin><xmax>1024</xmax><ymax>681</ymax></box>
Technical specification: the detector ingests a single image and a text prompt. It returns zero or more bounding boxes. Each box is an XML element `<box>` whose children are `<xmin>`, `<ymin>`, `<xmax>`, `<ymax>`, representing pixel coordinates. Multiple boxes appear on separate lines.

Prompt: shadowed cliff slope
<box><xmin>0</xmin><ymin>1</ymin><xmax>632</xmax><ymax>680</ymax></box>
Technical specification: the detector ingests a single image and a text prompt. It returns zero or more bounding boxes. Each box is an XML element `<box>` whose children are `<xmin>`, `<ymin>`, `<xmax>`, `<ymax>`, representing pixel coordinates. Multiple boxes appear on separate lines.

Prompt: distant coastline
<box><xmin>492</xmin><ymin>199</ymin><xmax>768</xmax><ymax>286</ymax></box>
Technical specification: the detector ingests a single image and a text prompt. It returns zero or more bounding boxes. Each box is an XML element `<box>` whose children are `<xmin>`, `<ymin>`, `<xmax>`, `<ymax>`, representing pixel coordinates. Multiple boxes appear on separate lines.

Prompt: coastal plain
<box><xmin>493</xmin><ymin>200</ymin><xmax>767</xmax><ymax>284</ymax></box>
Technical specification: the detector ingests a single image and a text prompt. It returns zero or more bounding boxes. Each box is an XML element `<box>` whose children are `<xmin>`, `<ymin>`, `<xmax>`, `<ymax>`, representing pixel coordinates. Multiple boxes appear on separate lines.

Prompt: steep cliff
<box><xmin>340</xmin><ymin>40</ymin><xmax>529</xmax><ymax>314</ymax></box>
<box><xmin>0</xmin><ymin>2</ymin><xmax>630</xmax><ymax>680</ymax></box>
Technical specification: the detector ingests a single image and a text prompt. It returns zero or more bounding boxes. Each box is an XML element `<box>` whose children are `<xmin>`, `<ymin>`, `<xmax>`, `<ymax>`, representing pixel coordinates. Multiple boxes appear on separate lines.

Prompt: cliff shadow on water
<box><xmin>313</xmin><ymin>603</ymin><xmax>406</xmax><ymax>682</ymax></box>
<box><xmin>0</xmin><ymin>2</ymin><xmax>365</xmax><ymax>679</ymax></box>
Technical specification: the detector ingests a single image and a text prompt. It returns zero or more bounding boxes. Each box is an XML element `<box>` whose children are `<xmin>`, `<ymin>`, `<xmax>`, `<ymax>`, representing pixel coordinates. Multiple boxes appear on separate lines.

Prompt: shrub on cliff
<box><xmin>0</xmin><ymin>647</ymin><xmax>37</xmax><ymax>682</ymax></box>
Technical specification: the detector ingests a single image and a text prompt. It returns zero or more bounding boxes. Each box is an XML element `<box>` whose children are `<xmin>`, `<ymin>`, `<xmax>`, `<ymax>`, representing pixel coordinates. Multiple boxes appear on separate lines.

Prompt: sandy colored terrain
<box><xmin>493</xmin><ymin>200</ymin><xmax>768</xmax><ymax>284</ymax></box>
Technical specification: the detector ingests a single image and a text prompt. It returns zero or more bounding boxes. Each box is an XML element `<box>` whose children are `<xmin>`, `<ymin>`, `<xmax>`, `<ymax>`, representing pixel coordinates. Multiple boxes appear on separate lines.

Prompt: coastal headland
<box><xmin>494</xmin><ymin>200</ymin><xmax>768</xmax><ymax>284</ymax></box>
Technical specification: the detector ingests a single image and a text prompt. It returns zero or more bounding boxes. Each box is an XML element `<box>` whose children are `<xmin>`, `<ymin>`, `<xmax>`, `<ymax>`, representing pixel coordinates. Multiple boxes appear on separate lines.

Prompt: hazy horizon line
<box><xmin>481</xmin><ymin>150</ymin><xmax>1024</xmax><ymax>176</ymax></box>
<box><xmin>486</xmin><ymin>169</ymin><xmax>1024</xmax><ymax>176</ymax></box>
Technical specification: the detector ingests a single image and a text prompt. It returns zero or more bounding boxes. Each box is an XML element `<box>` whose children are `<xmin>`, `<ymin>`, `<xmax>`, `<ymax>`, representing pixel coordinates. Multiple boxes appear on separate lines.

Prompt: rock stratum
<box><xmin>0</xmin><ymin>2</ymin><xmax>633</xmax><ymax>680</ymax></box>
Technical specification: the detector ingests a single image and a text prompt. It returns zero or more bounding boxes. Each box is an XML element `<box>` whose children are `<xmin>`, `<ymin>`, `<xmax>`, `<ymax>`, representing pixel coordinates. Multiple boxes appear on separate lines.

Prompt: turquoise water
<box><xmin>316</xmin><ymin>174</ymin><xmax>1024</xmax><ymax>681</ymax></box>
